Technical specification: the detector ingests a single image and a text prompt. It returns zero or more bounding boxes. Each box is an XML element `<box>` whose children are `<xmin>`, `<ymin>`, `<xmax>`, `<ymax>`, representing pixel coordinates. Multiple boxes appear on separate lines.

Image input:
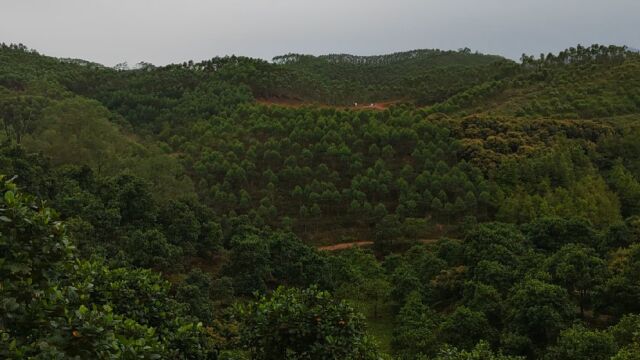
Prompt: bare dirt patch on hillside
<box><xmin>317</xmin><ymin>238</ymin><xmax>440</xmax><ymax>252</ymax></box>
<box><xmin>256</xmin><ymin>98</ymin><xmax>399</xmax><ymax>111</ymax></box>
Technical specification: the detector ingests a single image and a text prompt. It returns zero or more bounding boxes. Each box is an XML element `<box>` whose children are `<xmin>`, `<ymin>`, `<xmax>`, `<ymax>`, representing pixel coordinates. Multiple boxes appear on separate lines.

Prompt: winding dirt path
<box><xmin>317</xmin><ymin>238</ymin><xmax>439</xmax><ymax>251</ymax></box>
<box><xmin>317</xmin><ymin>241</ymin><xmax>374</xmax><ymax>251</ymax></box>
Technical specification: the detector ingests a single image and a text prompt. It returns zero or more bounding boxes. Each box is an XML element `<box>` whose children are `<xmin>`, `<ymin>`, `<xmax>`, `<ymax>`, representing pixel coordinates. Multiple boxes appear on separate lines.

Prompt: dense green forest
<box><xmin>2</xmin><ymin>42</ymin><xmax>640</xmax><ymax>359</ymax></box>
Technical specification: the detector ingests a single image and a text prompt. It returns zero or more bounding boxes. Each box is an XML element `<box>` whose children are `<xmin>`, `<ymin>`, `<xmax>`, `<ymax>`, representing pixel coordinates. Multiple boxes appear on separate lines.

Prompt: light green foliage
<box><xmin>601</xmin><ymin>244</ymin><xmax>640</xmax><ymax>316</ymax></box>
<box><xmin>332</xmin><ymin>249</ymin><xmax>392</xmax><ymax>320</ymax></box>
<box><xmin>0</xmin><ymin>94</ymin><xmax>47</xmax><ymax>143</ymax></box>
<box><xmin>545</xmin><ymin>325</ymin><xmax>617</xmax><ymax>360</ymax></box>
<box><xmin>23</xmin><ymin>97</ymin><xmax>134</xmax><ymax>172</ymax></box>
<box><xmin>608</xmin><ymin>161</ymin><xmax>640</xmax><ymax>217</ymax></box>
<box><xmin>392</xmin><ymin>291</ymin><xmax>439</xmax><ymax>359</ymax></box>
<box><xmin>610</xmin><ymin>314</ymin><xmax>640</xmax><ymax>360</ymax></box>
<box><xmin>435</xmin><ymin>341</ymin><xmax>524</xmax><ymax>360</ymax></box>
<box><xmin>21</xmin><ymin>96</ymin><xmax>195</xmax><ymax>200</ymax></box>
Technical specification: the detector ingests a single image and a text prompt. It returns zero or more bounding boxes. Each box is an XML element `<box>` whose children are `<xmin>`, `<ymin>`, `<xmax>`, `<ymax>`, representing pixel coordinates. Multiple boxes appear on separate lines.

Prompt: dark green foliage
<box><xmin>505</xmin><ymin>278</ymin><xmax>574</xmax><ymax>349</ymax></box>
<box><xmin>236</xmin><ymin>286</ymin><xmax>380</xmax><ymax>359</ymax></box>
<box><xmin>267</xmin><ymin>232</ymin><xmax>332</xmax><ymax>288</ymax></box>
<box><xmin>374</xmin><ymin>214</ymin><xmax>402</xmax><ymax>253</ymax></box>
<box><xmin>2</xmin><ymin>42</ymin><xmax>640</xmax><ymax>359</ymax></box>
<box><xmin>522</xmin><ymin>217</ymin><xmax>597</xmax><ymax>251</ymax></box>
<box><xmin>122</xmin><ymin>229</ymin><xmax>183</xmax><ymax>269</ymax></box>
<box><xmin>462</xmin><ymin>282</ymin><xmax>504</xmax><ymax>327</ymax></box>
<box><xmin>463</xmin><ymin>222</ymin><xmax>529</xmax><ymax>268</ymax></box>
<box><xmin>0</xmin><ymin>177</ymin><xmax>218</xmax><ymax>359</ymax></box>
<box><xmin>267</xmin><ymin>49</ymin><xmax>514</xmax><ymax>105</ymax></box>
<box><xmin>438</xmin><ymin>306</ymin><xmax>496</xmax><ymax>350</ymax></box>
<box><xmin>224</xmin><ymin>234</ymin><xmax>272</xmax><ymax>295</ymax></box>
<box><xmin>545</xmin><ymin>244</ymin><xmax>607</xmax><ymax>317</ymax></box>
<box><xmin>222</xmin><ymin>230</ymin><xmax>334</xmax><ymax>296</ymax></box>
<box><xmin>175</xmin><ymin>269</ymin><xmax>217</xmax><ymax>323</ymax></box>
<box><xmin>443</xmin><ymin>45</ymin><xmax>640</xmax><ymax>119</ymax></box>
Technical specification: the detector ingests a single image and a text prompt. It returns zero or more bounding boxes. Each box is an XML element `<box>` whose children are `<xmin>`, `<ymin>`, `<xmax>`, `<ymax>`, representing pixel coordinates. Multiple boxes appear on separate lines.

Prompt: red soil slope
<box><xmin>256</xmin><ymin>98</ymin><xmax>398</xmax><ymax>110</ymax></box>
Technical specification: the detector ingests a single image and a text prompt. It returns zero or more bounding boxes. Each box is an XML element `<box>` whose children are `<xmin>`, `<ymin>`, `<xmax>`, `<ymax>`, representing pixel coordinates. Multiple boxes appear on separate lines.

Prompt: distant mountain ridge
<box><xmin>272</xmin><ymin>48</ymin><xmax>503</xmax><ymax>66</ymax></box>
<box><xmin>1</xmin><ymin>42</ymin><xmax>637</xmax><ymax>111</ymax></box>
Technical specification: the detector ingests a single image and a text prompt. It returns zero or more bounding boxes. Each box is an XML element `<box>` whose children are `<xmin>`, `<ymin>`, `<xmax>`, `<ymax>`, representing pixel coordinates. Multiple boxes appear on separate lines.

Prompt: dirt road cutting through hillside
<box><xmin>257</xmin><ymin>98</ymin><xmax>398</xmax><ymax>110</ymax></box>
<box><xmin>317</xmin><ymin>241</ymin><xmax>374</xmax><ymax>251</ymax></box>
<box><xmin>317</xmin><ymin>238</ymin><xmax>439</xmax><ymax>251</ymax></box>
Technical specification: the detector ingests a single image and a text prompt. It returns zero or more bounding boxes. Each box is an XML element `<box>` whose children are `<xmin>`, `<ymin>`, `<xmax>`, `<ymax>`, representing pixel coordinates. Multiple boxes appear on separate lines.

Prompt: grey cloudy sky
<box><xmin>2</xmin><ymin>0</ymin><xmax>638</xmax><ymax>66</ymax></box>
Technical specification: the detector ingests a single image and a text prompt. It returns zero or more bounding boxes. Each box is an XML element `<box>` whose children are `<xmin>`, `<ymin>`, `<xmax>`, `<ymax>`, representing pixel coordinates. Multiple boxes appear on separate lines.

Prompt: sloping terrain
<box><xmin>429</xmin><ymin>45</ymin><xmax>640</xmax><ymax>120</ymax></box>
<box><xmin>264</xmin><ymin>49</ymin><xmax>516</xmax><ymax>105</ymax></box>
<box><xmin>3</xmin><ymin>43</ymin><xmax>640</xmax><ymax>359</ymax></box>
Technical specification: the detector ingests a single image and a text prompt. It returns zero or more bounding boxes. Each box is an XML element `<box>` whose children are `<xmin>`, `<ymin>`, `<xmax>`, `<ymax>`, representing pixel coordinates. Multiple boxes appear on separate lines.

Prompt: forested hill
<box><xmin>264</xmin><ymin>49</ymin><xmax>514</xmax><ymax>104</ymax></box>
<box><xmin>3</xmin><ymin>43</ymin><xmax>640</xmax><ymax>359</ymax></box>
<box><xmin>429</xmin><ymin>44</ymin><xmax>640</xmax><ymax>119</ymax></box>
<box><xmin>0</xmin><ymin>44</ymin><xmax>516</xmax><ymax>110</ymax></box>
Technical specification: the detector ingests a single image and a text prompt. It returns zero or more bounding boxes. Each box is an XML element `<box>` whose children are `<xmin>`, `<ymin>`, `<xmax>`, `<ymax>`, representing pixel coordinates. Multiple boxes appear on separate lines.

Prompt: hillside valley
<box><xmin>2</xmin><ymin>43</ymin><xmax>640</xmax><ymax>359</ymax></box>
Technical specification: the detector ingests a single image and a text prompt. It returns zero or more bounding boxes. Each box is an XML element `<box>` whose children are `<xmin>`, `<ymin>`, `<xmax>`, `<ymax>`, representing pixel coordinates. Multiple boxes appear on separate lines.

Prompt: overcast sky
<box><xmin>2</xmin><ymin>0</ymin><xmax>638</xmax><ymax>66</ymax></box>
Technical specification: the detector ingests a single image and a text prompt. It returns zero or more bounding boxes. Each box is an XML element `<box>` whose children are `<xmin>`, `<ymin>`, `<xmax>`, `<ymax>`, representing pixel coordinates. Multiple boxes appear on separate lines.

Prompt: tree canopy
<box><xmin>2</xmin><ymin>42</ymin><xmax>640</xmax><ymax>359</ymax></box>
